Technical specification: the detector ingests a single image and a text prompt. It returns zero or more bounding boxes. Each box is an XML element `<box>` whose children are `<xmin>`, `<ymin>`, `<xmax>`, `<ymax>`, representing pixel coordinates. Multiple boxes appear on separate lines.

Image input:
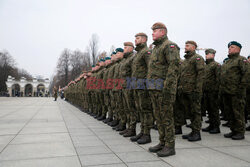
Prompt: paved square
<box><xmin>0</xmin><ymin>97</ymin><xmax>250</xmax><ymax>167</ymax></box>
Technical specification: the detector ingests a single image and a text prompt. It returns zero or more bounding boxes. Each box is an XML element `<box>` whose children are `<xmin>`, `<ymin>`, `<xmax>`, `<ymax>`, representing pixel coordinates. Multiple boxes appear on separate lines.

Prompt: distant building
<box><xmin>5</xmin><ymin>76</ymin><xmax>50</xmax><ymax>97</ymax></box>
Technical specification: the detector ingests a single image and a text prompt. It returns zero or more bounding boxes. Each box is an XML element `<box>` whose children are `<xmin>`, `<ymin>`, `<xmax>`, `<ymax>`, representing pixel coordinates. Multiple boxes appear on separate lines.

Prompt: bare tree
<box><xmin>89</xmin><ymin>34</ymin><xmax>99</xmax><ymax>65</ymax></box>
<box><xmin>56</xmin><ymin>48</ymin><xmax>71</xmax><ymax>87</ymax></box>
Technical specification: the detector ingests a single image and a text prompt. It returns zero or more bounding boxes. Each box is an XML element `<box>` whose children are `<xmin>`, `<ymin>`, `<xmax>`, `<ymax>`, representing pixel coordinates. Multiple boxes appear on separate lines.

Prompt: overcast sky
<box><xmin>0</xmin><ymin>0</ymin><xmax>250</xmax><ymax>79</ymax></box>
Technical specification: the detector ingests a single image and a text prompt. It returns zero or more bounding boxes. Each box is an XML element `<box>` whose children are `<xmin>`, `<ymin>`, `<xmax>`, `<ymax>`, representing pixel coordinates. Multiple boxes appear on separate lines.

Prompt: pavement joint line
<box><xmin>60</xmin><ymin>100</ymin><xmax>129</xmax><ymax>167</ymax></box>
<box><xmin>0</xmin><ymin>155</ymin><xmax>78</xmax><ymax>162</ymax></box>
<box><xmin>0</xmin><ymin>100</ymin><xmax>47</xmax><ymax>154</ymax></box>
<box><xmin>58</xmin><ymin>100</ymin><xmax>84</xmax><ymax>167</ymax></box>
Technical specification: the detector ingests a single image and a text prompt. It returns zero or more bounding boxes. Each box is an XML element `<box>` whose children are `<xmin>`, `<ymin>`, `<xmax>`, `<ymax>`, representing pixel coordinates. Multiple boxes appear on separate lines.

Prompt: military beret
<box><xmin>185</xmin><ymin>40</ymin><xmax>198</xmax><ymax>48</ymax></box>
<box><xmin>228</xmin><ymin>41</ymin><xmax>242</xmax><ymax>49</ymax></box>
<box><xmin>124</xmin><ymin>42</ymin><xmax>134</xmax><ymax>48</ymax></box>
<box><xmin>91</xmin><ymin>65</ymin><xmax>95</xmax><ymax>67</ymax></box>
<box><xmin>105</xmin><ymin>57</ymin><xmax>111</xmax><ymax>60</ymax></box>
<box><xmin>100</xmin><ymin>58</ymin><xmax>105</xmax><ymax>62</ymax></box>
<box><xmin>151</xmin><ymin>22</ymin><xmax>167</xmax><ymax>30</ymax></box>
<box><xmin>116</xmin><ymin>48</ymin><xmax>124</xmax><ymax>53</ymax></box>
<box><xmin>205</xmin><ymin>48</ymin><xmax>216</xmax><ymax>55</ymax></box>
<box><xmin>135</xmin><ymin>32</ymin><xmax>148</xmax><ymax>38</ymax></box>
<box><xmin>248</xmin><ymin>55</ymin><xmax>250</xmax><ymax>59</ymax></box>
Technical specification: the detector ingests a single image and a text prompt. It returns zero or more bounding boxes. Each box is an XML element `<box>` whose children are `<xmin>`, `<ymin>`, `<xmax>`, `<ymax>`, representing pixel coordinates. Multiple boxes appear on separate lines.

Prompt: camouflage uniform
<box><xmin>178</xmin><ymin>50</ymin><xmax>205</xmax><ymax>133</ymax></box>
<box><xmin>220</xmin><ymin>53</ymin><xmax>249</xmax><ymax>135</ymax></box>
<box><xmin>203</xmin><ymin>58</ymin><xmax>221</xmax><ymax>128</ymax></box>
<box><xmin>147</xmin><ymin>36</ymin><xmax>180</xmax><ymax>147</ymax></box>
<box><xmin>131</xmin><ymin>43</ymin><xmax>154</xmax><ymax>135</ymax></box>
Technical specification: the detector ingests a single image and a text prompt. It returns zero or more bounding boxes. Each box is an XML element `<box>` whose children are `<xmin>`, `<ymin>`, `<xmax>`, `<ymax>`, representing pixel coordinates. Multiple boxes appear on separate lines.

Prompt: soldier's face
<box><xmin>152</xmin><ymin>29</ymin><xmax>165</xmax><ymax>41</ymax></box>
<box><xmin>116</xmin><ymin>52</ymin><xmax>124</xmax><ymax>59</ymax></box>
<box><xmin>87</xmin><ymin>72</ymin><xmax>92</xmax><ymax>76</ymax></box>
<box><xmin>228</xmin><ymin>45</ymin><xmax>240</xmax><ymax>55</ymax></box>
<box><xmin>205</xmin><ymin>53</ymin><xmax>215</xmax><ymax>60</ymax></box>
<box><xmin>185</xmin><ymin>44</ymin><xmax>195</xmax><ymax>53</ymax></box>
<box><xmin>248</xmin><ymin>57</ymin><xmax>250</xmax><ymax>63</ymax></box>
<box><xmin>124</xmin><ymin>46</ymin><xmax>133</xmax><ymax>53</ymax></box>
<box><xmin>105</xmin><ymin>59</ymin><xmax>111</xmax><ymax>65</ymax></box>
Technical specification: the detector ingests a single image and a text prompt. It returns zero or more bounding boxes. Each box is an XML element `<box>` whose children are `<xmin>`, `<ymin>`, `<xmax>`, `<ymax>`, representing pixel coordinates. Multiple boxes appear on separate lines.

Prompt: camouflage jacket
<box><xmin>220</xmin><ymin>53</ymin><xmax>249</xmax><ymax>95</ymax></box>
<box><xmin>113</xmin><ymin>58</ymin><xmax>126</xmax><ymax>91</ymax></box>
<box><xmin>119</xmin><ymin>52</ymin><xmax>134</xmax><ymax>89</ymax></box>
<box><xmin>147</xmin><ymin>36</ymin><xmax>180</xmax><ymax>96</ymax></box>
<box><xmin>95</xmin><ymin>66</ymin><xmax>105</xmax><ymax>92</ymax></box>
<box><xmin>178</xmin><ymin>51</ymin><xmax>205</xmax><ymax>93</ymax></box>
<box><xmin>203</xmin><ymin>59</ymin><xmax>221</xmax><ymax>92</ymax></box>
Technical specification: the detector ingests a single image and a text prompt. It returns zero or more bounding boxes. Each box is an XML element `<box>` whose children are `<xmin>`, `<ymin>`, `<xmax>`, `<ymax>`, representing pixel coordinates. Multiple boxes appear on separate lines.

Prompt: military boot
<box><xmin>123</xmin><ymin>129</ymin><xmax>136</xmax><ymax>137</ymax></box>
<box><xmin>103</xmin><ymin>117</ymin><xmax>113</xmax><ymax>124</ymax></box>
<box><xmin>188</xmin><ymin>131</ymin><xmax>201</xmax><ymax>142</ymax></box>
<box><xmin>119</xmin><ymin>129</ymin><xmax>128</xmax><ymax>135</ymax></box>
<box><xmin>137</xmin><ymin>134</ymin><xmax>151</xmax><ymax>144</ymax></box>
<box><xmin>116</xmin><ymin>124</ymin><xmax>126</xmax><ymax>131</ymax></box>
<box><xmin>148</xmin><ymin>143</ymin><xmax>164</xmax><ymax>153</ymax></box>
<box><xmin>232</xmin><ymin>133</ymin><xmax>245</xmax><ymax>140</ymax></box>
<box><xmin>112</xmin><ymin>124</ymin><xmax>120</xmax><ymax>130</ymax></box>
<box><xmin>130</xmin><ymin>132</ymin><xmax>143</xmax><ymax>142</ymax></box>
<box><xmin>109</xmin><ymin>120</ymin><xmax>119</xmax><ymax>127</ymax></box>
<box><xmin>202</xmin><ymin>125</ymin><xmax>212</xmax><ymax>132</ymax></box>
<box><xmin>156</xmin><ymin>146</ymin><xmax>176</xmax><ymax>157</ymax></box>
<box><xmin>224</xmin><ymin>131</ymin><xmax>235</xmax><ymax>138</ymax></box>
<box><xmin>97</xmin><ymin>115</ymin><xmax>106</xmax><ymax>121</ymax></box>
<box><xmin>175</xmin><ymin>126</ymin><xmax>182</xmax><ymax>135</ymax></box>
<box><xmin>182</xmin><ymin>132</ymin><xmax>192</xmax><ymax>139</ymax></box>
<box><xmin>209</xmin><ymin>127</ymin><xmax>220</xmax><ymax>134</ymax></box>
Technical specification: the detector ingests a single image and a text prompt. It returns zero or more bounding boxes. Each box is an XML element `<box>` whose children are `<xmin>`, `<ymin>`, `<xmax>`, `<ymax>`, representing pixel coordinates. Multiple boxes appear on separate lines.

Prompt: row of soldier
<box><xmin>62</xmin><ymin>22</ymin><xmax>250</xmax><ymax>157</ymax></box>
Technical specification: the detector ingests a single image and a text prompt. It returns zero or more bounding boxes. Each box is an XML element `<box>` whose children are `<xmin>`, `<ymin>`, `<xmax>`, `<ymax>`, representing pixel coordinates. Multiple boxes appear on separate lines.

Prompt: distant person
<box><xmin>53</xmin><ymin>86</ymin><xmax>58</xmax><ymax>101</ymax></box>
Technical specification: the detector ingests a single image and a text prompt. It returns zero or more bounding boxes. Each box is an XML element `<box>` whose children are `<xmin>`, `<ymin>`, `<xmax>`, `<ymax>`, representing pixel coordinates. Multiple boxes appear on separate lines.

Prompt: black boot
<box><xmin>116</xmin><ymin>124</ymin><xmax>126</xmax><ymax>131</ymax></box>
<box><xmin>109</xmin><ymin>120</ymin><xmax>119</xmax><ymax>127</ymax></box>
<box><xmin>148</xmin><ymin>143</ymin><xmax>164</xmax><ymax>153</ymax></box>
<box><xmin>137</xmin><ymin>134</ymin><xmax>151</xmax><ymax>144</ymax></box>
<box><xmin>188</xmin><ymin>131</ymin><xmax>201</xmax><ymax>142</ymax></box>
<box><xmin>123</xmin><ymin>129</ymin><xmax>136</xmax><ymax>137</ymax></box>
<box><xmin>205</xmin><ymin>120</ymin><xmax>210</xmax><ymax>123</ymax></box>
<box><xmin>232</xmin><ymin>133</ymin><xmax>245</xmax><ymax>140</ymax></box>
<box><xmin>209</xmin><ymin>127</ymin><xmax>220</xmax><ymax>134</ymax></box>
<box><xmin>246</xmin><ymin>125</ymin><xmax>250</xmax><ymax>131</ymax></box>
<box><xmin>156</xmin><ymin>146</ymin><xmax>176</xmax><ymax>157</ymax></box>
<box><xmin>112</xmin><ymin>124</ymin><xmax>120</xmax><ymax>130</ymax></box>
<box><xmin>175</xmin><ymin>126</ymin><xmax>182</xmax><ymax>135</ymax></box>
<box><xmin>182</xmin><ymin>132</ymin><xmax>192</xmax><ymax>139</ymax></box>
<box><xmin>186</xmin><ymin>123</ymin><xmax>191</xmax><ymax>128</ymax></box>
<box><xmin>103</xmin><ymin>118</ymin><xmax>112</xmax><ymax>124</ymax></box>
<box><xmin>224</xmin><ymin>132</ymin><xmax>234</xmax><ymax>138</ymax></box>
<box><xmin>119</xmin><ymin>129</ymin><xmax>128</xmax><ymax>135</ymax></box>
<box><xmin>98</xmin><ymin>115</ymin><xmax>106</xmax><ymax>121</ymax></box>
<box><xmin>202</xmin><ymin>125</ymin><xmax>212</xmax><ymax>132</ymax></box>
<box><xmin>130</xmin><ymin>132</ymin><xmax>143</xmax><ymax>142</ymax></box>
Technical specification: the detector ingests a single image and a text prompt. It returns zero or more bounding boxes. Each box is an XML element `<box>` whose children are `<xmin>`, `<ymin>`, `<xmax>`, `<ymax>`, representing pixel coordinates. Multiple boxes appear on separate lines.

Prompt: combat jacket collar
<box><xmin>135</xmin><ymin>43</ymin><xmax>147</xmax><ymax>52</ymax></box>
<box><xmin>205</xmin><ymin>58</ymin><xmax>214</xmax><ymax>64</ymax></box>
<box><xmin>228</xmin><ymin>53</ymin><xmax>239</xmax><ymax>59</ymax></box>
<box><xmin>153</xmin><ymin>35</ymin><xmax>168</xmax><ymax>46</ymax></box>
<box><xmin>123</xmin><ymin>52</ymin><xmax>133</xmax><ymax>58</ymax></box>
<box><xmin>184</xmin><ymin>51</ymin><xmax>196</xmax><ymax>59</ymax></box>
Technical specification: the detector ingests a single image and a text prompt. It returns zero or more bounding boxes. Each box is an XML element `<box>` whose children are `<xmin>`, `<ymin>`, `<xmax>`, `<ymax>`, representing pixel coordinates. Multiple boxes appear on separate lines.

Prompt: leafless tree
<box><xmin>89</xmin><ymin>34</ymin><xmax>99</xmax><ymax>65</ymax></box>
<box><xmin>56</xmin><ymin>48</ymin><xmax>71</xmax><ymax>86</ymax></box>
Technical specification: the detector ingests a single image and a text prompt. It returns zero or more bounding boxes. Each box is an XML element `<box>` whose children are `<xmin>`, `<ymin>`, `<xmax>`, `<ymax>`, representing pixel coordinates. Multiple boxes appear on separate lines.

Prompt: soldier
<box><xmin>246</xmin><ymin>55</ymin><xmax>250</xmax><ymax>131</ymax></box>
<box><xmin>147</xmin><ymin>22</ymin><xmax>180</xmax><ymax>157</ymax></box>
<box><xmin>180</xmin><ymin>41</ymin><xmax>205</xmax><ymax>142</ymax></box>
<box><xmin>118</xmin><ymin>42</ymin><xmax>137</xmax><ymax>137</ymax></box>
<box><xmin>130</xmin><ymin>33</ymin><xmax>154</xmax><ymax>144</ymax></box>
<box><xmin>221</xmin><ymin>41</ymin><xmax>249</xmax><ymax>140</ymax></box>
<box><xmin>202</xmin><ymin>49</ymin><xmax>221</xmax><ymax>134</ymax></box>
<box><xmin>53</xmin><ymin>86</ymin><xmax>58</xmax><ymax>101</ymax></box>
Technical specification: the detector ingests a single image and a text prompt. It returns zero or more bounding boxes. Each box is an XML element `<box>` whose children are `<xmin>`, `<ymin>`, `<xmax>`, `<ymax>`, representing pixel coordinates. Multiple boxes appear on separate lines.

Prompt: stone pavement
<box><xmin>0</xmin><ymin>97</ymin><xmax>250</xmax><ymax>167</ymax></box>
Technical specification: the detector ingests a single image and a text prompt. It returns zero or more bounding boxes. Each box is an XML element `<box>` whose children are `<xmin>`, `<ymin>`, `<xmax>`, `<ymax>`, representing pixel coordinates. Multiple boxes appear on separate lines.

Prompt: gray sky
<box><xmin>0</xmin><ymin>0</ymin><xmax>250</xmax><ymax>79</ymax></box>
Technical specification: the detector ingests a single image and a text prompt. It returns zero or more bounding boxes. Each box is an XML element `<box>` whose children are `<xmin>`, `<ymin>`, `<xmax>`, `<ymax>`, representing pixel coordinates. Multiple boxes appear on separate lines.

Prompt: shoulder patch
<box><xmin>147</xmin><ymin>51</ymin><xmax>151</xmax><ymax>54</ymax></box>
<box><xmin>196</xmin><ymin>57</ymin><xmax>201</xmax><ymax>61</ymax></box>
<box><xmin>170</xmin><ymin>44</ymin><xmax>175</xmax><ymax>48</ymax></box>
<box><xmin>243</xmin><ymin>59</ymin><xmax>247</xmax><ymax>63</ymax></box>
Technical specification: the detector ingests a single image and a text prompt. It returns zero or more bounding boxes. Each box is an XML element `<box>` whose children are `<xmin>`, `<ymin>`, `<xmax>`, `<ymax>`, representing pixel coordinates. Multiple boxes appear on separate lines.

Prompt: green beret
<box><xmin>100</xmin><ymin>58</ymin><xmax>105</xmax><ymax>62</ymax></box>
<box><xmin>116</xmin><ymin>48</ymin><xmax>124</xmax><ymax>53</ymax></box>
<box><xmin>105</xmin><ymin>57</ymin><xmax>111</xmax><ymax>60</ymax></box>
<box><xmin>248</xmin><ymin>55</ymin><xmax>250</xmax><ymax>59</ymax></box>
<box><xmin>228</xmin><ymin>41</ymin><xmax>242</xmax><ymax>49</ymax></box>
<box><xmin>205</xmin><ymin>48</ymin><xmax>216</xmax><ymax>55</ymax></box>
<box><xmin>91</xmin><ymin>65</ymin><xmax>95</xmax><ymax>67</ymax></box>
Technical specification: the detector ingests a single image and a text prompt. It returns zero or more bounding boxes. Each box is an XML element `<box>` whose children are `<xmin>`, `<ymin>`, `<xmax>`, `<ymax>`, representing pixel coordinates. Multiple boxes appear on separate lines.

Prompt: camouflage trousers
<box><xmin>149</xmin><ymin>90</ymin><xmax>175</xmax><ymax>148</ymax></box>
<box><xmin>174</xmin><ymin>93</ymin><xmax>186</xmax><ymax>127</ymax></box>
<box><xmin>113</xmin><ymin>91</ymin><xmax>126</xmax><ymax>124</ymax></box>
<box><xmin>203</xmin><ymin>91</ymin><xmax>220</xmax><ymax>127</ymax></box>
<box><xmin>180</xmin><ymin>93</ymin><xmax>202</xmax><ymax>132</ymax></box>
<box><xmin>104</xmin><ymin>91</ymin><xmax>112</xmax><ymax>118</ymax></box>
<box><xmin>109</xmin><ymin>91</ymin><xmax>116</xmax><ymax>119</ymax></box>
<box><xmin>122</xmin><ymin>89</ymin><xmax>137</xmax><ymax>130</ymax></box>
<box><xmin>134</xmin><ymin>89</ymin><xmax>153</xmax><ymax>135</ymax></box>
<box><xmin>223</xmin><ymin>94</ymin><xmax>246</xmax><ymax>134</ymax></box>
<box><xmin>94</xmin><ymin>92</ymin><xmax>101</xmax><ymax>115</ymax></box>
<box><xmin>244</xmin><ymin>90</ymin><xmax>250</xmax><ymax>123</ymax></box>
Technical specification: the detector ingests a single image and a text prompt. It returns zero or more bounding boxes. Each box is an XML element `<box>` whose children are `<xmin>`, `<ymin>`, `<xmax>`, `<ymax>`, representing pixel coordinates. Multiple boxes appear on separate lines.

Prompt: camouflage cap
<box><xmin>228</xmin><ymin>41</ymin><xmax>242</xmax><ymax>49</ymax></box>
<box><xmin>185</xmin><ymin>40</ymin><xmax>198</xmax><ymax>48</ymax></box>
<box><xmin>205</xmin><ymin>48</ymin><xmax>216</xmax><ymax>55</ymax></box>
<box><xmin>135</xmin><ymin>32</ymin><xmax>148</xmax><ymax>38</ymax></box>
<box><xmin>124</xmin><ymin>42</ymin><xmax>134</xmax><ymax>48</ymax></box>
<box><xmin>151</xmin><ymin>22</ymin><xmax>167</xmax><ymax>30</ymax></box>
